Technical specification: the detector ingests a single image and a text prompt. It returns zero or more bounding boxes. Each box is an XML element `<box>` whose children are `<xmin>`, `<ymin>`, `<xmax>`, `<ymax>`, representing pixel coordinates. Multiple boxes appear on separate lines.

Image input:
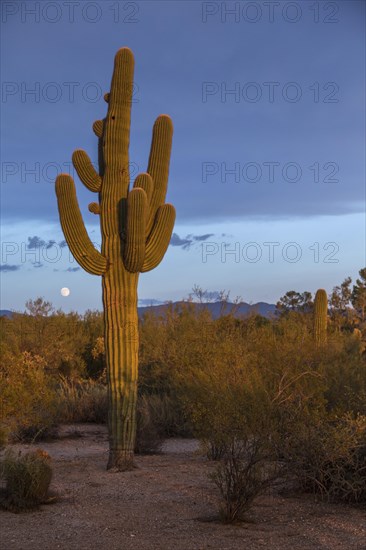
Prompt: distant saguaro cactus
<box><xmin>314</xmin><ymin>289</ymin><xmax>328</xmax><ymax>346</ymax></box>
<box><xmin>55</xmin><ymin>48</ymin><xmax>175</xmax><ymax>470</ymax></box>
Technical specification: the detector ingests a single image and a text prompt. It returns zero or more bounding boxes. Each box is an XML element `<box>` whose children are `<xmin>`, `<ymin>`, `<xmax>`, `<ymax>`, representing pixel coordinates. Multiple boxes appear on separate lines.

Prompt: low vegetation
<box><xmin>0</xmin><ymin>269</ymin><xmax>365</xmax><ymax>518</ymax></box>
<box><xmin>0</xmin><ymin>449</ymin><xmax>53</xmax><ymax>512</ymax></box>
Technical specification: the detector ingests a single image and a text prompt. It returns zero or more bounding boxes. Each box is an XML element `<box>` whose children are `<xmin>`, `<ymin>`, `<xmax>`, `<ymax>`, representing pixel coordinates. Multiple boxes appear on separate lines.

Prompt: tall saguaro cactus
<box><xmin>313</xmin><ymin>289</ymin><xmax>328</xmax><ymax>346</ymax></box>
<box><xmin>55</xmin><ymin>48</ymin><xmax>175</xmax><ymax>470</ymax></box>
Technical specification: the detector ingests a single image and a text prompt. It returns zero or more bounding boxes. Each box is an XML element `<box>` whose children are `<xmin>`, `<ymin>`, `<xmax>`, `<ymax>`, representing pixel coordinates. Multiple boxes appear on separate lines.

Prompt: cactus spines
<box><xmin>55</xmin><ymin>48</ymin><xmax>176</xmax><ymax>470</ymax></box>
<box><xmin>314</xmin><ymin>289</ymin><xmax>328</xmax><ymax>346</ymax></box>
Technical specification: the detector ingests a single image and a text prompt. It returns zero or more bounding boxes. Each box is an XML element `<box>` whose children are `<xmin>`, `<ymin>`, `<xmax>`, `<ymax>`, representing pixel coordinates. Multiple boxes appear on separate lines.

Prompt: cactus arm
<box><xmin>72</xmin><ymin>150</ymin><xmax>102</xmax><ymax>192</ymax></box>
<box><xmin>123</xmin><ymin>188</ymin><xmax>148</xmax><ymax>273</ymax></box>
<box><xmin>55</xmin><ymin>174</ymin><xmax>108</xmax><ymax>275</ymax></box>
<box><xmin>88</xmin><ymin>202</ymin><xmax>100</xmax><ymax>214</ymax></box>
<box><xmin>103</xmin><ymin>48</ymin><xmax>134</xmax><ymax>175</ymax></box>
<box><xmin>93</xmin><ymin>120</ymin><xmax>104</xmax><ymax>138</ymax></box>
<box><xmin>133</xmin><ymin>173</ymin><xmax>153</xmax><ymax>206</ymax></box>
<box><xmin>146</xmin><ymin>115</ymin><xmax>173</xmax><ymax>235</ymax></box>
<box><xmin>142</xmin><ymin>203</ymin><xmax>175</xmax><ymax>272</ymax></box>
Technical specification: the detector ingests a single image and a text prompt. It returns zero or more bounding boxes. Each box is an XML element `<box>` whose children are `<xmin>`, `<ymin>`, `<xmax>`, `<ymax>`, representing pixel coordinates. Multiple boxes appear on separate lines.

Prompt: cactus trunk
<box><xmin>55</xmin><ymin>48</ymin><xmax>176</xmax><ymax>471</ymax></box>
<box><xmin>314</xmin><ymin>289</ymin><xmax>328</xmax><ymax>346</ymax></box>
<box><xmin>103</xmin><ymin>268</ymin><xmax>139</xmax><ymax>470</ymax></box>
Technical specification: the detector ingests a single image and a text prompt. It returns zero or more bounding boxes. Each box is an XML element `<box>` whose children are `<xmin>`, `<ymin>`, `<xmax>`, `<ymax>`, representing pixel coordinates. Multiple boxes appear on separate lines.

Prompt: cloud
<box><xmin>59</xmin><ymin>240</ymin><xmax>67</xmax><ymax>249</ymax></box>
<box><xmin>170</xmin><ymin>233</ymin><xmax>193</xmax><ymax>250</ymax></box>
<box><xmin>27</xmin><ymin>236</ymin><xmax>46</xmax><ymax>249</ymax></box>
<box><xmin>170</xmin><ymin>233</ymin><xmax>215</xmax><ymax>250</ymax></box>
<box><xmin>65</xmin><ymin>267</ymin><xmax>80</xmax><ymax>272</ymax></box>
<box><xmin>192</xmin><ymin>233</ymin><xmax>214</xmax><ymax>242</ymax></box>
<box><xmin>32</xmin><ymin>262</ymin><xmax>43</xmax><ymax>268</ymax></box>
<box><xmin>1</xmin><ymin>3</ymin><xmax>364</xmax><ymax>229</ymax></box>
<box><xmin>0</xmin><ymin>264</ymin><xmax>21</xmax><ymax>272</ymax></box>
<box><xmin>27</xmin><ymin>236</ymin><xmax>58</xmax><ymax>250</ymax></box>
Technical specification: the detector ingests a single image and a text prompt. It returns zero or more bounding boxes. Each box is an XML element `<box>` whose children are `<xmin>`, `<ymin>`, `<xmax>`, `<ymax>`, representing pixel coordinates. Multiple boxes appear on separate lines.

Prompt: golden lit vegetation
<box><xmin>1</xmin><ymin>270</ymin><xmax>365</xmax><ymax>517</ymax></box>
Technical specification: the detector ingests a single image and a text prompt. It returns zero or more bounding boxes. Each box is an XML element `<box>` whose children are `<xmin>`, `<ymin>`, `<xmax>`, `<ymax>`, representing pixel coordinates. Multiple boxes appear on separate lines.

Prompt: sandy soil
<box><xmin>0</xmin><ymin>424</ymin><xmax>365</xmax><ymax>550</ymax></box>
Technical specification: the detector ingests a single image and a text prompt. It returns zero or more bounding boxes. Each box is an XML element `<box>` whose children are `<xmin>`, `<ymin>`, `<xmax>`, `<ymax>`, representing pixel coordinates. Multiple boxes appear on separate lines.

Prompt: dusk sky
<box><xmin>1</xmin><ymin>0</ymin><xmax>365</xmax><ymax>313</ymax></box>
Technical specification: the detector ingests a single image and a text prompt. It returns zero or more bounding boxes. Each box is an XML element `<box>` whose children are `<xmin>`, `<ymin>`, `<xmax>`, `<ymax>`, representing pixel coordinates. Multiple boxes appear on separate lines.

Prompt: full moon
<box><xmin>60</xmin><ymin>287</ymin><xmax>70</xmax><ymax>297</ymax></box>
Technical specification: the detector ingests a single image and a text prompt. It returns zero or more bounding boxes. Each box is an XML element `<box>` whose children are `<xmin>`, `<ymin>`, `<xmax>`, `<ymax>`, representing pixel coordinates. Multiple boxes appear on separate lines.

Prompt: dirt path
<box><xmin>1</xmin><ymin>425</ymin><xmax>365</xmax><ymax>550</ymax></box>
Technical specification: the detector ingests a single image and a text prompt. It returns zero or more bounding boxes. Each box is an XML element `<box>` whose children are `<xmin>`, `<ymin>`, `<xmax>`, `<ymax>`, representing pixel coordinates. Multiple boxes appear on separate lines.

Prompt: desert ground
<box><xmin>1</xmin><ymin>424</ymin><xmax>365</xmax><ymax>550</ymax></box>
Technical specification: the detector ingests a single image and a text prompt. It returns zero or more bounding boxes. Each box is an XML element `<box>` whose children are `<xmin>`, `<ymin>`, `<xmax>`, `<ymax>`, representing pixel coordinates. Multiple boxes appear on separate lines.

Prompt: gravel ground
<box><xmin>0</xmin><ymin>424</ymin><xmax>365</xmax><ymax>550</ymax></box>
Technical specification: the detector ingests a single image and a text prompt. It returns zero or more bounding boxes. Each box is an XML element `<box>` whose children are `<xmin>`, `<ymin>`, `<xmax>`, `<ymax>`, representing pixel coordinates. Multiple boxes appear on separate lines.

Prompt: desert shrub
<box><xmin>282</xmin><ymin>413</ymin><xmax>366</xmax><ymax>504</ymax></box>
<box><xmin>0</xmin><ymin>350</ymin><xmax>59</xmax><ymax>442</ymax></box>
<box><xmin>140</xmin><ymin>393</ymin><xmax>191</xmax><ymax>437</ymax></box>
<box><xmin>83</xmin><ymin>333</ymin><xmax>105</xmax><ymax>379</ymax></box>
<box><xmin>138</xmin><ymin>304</ymin><xmax>215</xmax><ymax>436</ymax></box>
<box><xmin>134</xmin><ymin>395</ymin><xmax>164</xmax><ymax>454</ymax></box>
<box><xmin>193</xmin><ymin>373</ymin><xmax>282</xmax><ymax>523</ymax></box>
<box><xmin>56</xmin><ymin>377</ymin><xmax>108</xmax><ymax>424</ymax></box>
<box><xmin>0</xmin><ymin>449</ymin><xmax>53</xmax><ymax>512</ymax></box>
<box><xmin>13</xmin><ymin>424</ymin><xmax>60</xmax><ymax>444</ymax></box>
<box><xmin>201</xmin><ymin>439</ymin><xmax>228</xmax><ymax>461</ymax></box>
<box><xmin>57</xmin><ymin>382</ymin><xmax>165</xmax><ymax>454</ymax></box>
<box><xmin>321</xmin><ymin>335</ymin><xmax>366</xmax><ymax>416</ymax></box>
<box><xmin>211</xmin><ymin>436</ymin><xmax>280</xmax><ymax>523</ymax></box>
<box><xmin>176</xmin><ymin>320</ymin><xmax>281</xmax><ymax>520</ymax></box>
<box><xmin>172</xmin><ymin>309</ymin><xmax>342</xmax><ymax>520</ymax></box>
<box><xmin>135</xmin><ymin>392</ymin><xmax>192</xmax><ymax>453</ymax></box>
<box><xmin>0</xmin><ymin>426</ymin><xmax>8</xmax><ymax>449</ymax></box>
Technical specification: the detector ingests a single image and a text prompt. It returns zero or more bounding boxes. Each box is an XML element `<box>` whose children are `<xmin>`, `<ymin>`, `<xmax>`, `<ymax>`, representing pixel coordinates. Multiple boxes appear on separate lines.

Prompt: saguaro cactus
<box><xmin>55</xmin><ymin>48</ymin><xmax>175</xmax><ymax>470</ymax></box>
<box><xmin>313</xmin><ymin>289</ymin><xmax>328</xmax><ymax>346</ymax></box>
